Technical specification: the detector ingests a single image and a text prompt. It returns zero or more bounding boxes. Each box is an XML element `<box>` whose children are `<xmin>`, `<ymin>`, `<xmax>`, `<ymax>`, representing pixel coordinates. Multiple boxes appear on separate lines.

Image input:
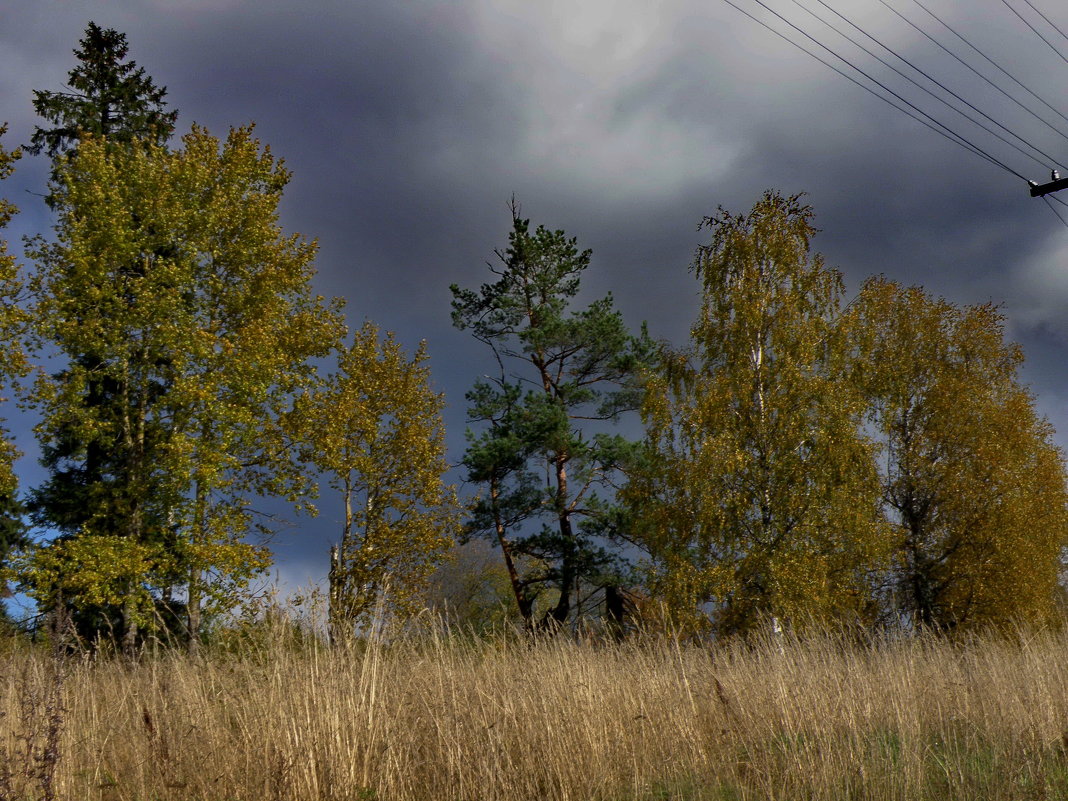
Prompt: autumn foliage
<box><xmin>622</xmin><ymin>192</ymin><xmax>1068</xmax><ymax>637</ymax></box>
<box><xmin>0</xmin><ymin>23</ymin><xmax>1066</xmax><ymax>648</ymax></box>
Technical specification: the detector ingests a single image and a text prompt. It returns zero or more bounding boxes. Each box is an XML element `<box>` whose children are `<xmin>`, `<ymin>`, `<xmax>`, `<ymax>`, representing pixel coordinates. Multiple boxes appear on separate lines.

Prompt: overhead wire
<box><xmin>721</xmin><ymin>0</ymin><xmax>1068</xmax><ymax>230</ymax></box>
<box><xmin>998</xmin><ymin>0</ymin><xmax>1068</xmax><ymax>67</ymax></box>
<box><xmin>716</xmin><ymin>0</ymin><xmax>1026</xmax><ymax>179</ymax></box>
<box><xmin>792</xmin><ymin>0</ymin><xmax>1064</xmax><ymax>170</ymax></box>
<box><xmin>1041</xmin><ymin>195</ymin><xmax>1068</xmax><ymax>229</ymax></box>
<box><xmin>875</xmin><ymin>0</ymin><xmax>1068</xmax><ymax>148</ymax></box>
<box><xmin>1017</xmin><ymin>0</ymin><xmax>1068</xmax><ymax>47</ymax></box>
<box><xmin>722</xmin><ymin>0</ymin><xmax>1037</xmax><ymax>181</ymax></box>
<box><xmin>1048</xmin><ymin>193</ymin><xmax>1068</xmax><ymax>211</ymax></box>
<box><xmin>1016</xmin><ymin>0</ymin><xmax>1068</xmax><ymax>210</ymax></box>
<box><xmin>1037</xmin><ymin>190</ymin><xmax>1068</xmax><ymax>231</ymax></box>
<box><xmin>905</xmin><ymin>0</ymin><xmax>1068</xmax><ymax>128</ymax></box>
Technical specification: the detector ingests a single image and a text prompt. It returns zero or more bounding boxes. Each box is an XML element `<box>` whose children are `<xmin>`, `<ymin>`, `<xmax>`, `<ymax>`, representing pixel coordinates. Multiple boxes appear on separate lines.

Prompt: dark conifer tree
<box><xmin>452</xmin><ymin>203</ymin><xmax>652</xmax><ymax>630</ymax></box>
<box><xmin>25</xmin><ymin>23</ymin><xmax>179</xmax><ymax>649</ymax></box>
<box><xmin>28</xmin><ymin>21</ymin><xmax>176</xmax><ymax>158</ymax></box>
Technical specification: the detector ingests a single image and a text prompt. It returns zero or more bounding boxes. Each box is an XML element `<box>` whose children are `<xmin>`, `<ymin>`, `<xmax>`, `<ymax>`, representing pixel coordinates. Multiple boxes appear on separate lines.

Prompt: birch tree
<box><xmin>626</xmin><ymin>191</ymin><xmax>887</xmax><ymax>637</ymax></box>
<box><xmin>847</xmin><ymin>277</ymin><xmax>1068</xmax><ymax>630</ymax></box>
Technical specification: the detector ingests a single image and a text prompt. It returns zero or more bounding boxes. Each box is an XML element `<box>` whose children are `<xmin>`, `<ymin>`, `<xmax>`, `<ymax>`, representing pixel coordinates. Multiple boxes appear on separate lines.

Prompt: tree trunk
<box><xmin>328</xmin><ymin>544</ymin><xmax>345</xmax><ymax>646</ymax></box>
<box><xmin>605</xmin><ymin>585</ymin><xmax>626</xmax><ymax>641</ymax></box>
<box><xmin>186</xmin><ymin>570</ymin><xmax>201</xmax><ymax>655</ymax></box>
<box><xmin>122</xmin><ymin>596</ymin><xmax>138</xmax><ymax>657</ymax></box>
<box><xmin>328</xmin><ymin>481</ymin><xmax>355</xmax><ymax>646</ymax></box>
<box><xmin>490</xmin><ymin>480</ymin><xmax>534</xmax><ymax>626</ymax></box>
<box><xmin>547</xmin><ymin>456</ymin><xmax>573</xmax><ymax>628</ymax></box>
<box><xmin>186</xmin><ymin>480</ymin><xmax>205</xmax><ymax>655</ymax></box>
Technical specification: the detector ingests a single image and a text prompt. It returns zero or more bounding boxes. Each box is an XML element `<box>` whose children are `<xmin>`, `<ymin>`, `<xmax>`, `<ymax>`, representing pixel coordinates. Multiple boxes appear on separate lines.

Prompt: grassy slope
<box><xmin>3</xmin><ymin>626</ymin><xmax>1068</xmax><ymax>800</ymax></box>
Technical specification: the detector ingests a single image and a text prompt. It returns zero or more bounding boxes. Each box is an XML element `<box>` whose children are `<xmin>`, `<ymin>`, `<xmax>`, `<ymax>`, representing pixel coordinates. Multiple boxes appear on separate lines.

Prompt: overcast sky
<box><xmin>3</xmin><ymin>0</ymin><xmax>1068</xmax><ymax>598</ymax></box>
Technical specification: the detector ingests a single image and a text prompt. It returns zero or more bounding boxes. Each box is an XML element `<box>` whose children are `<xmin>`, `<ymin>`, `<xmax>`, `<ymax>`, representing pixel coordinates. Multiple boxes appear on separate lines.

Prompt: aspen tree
<box><xmin>294</xmin><ymin>322</ymin><xmax>459</xmax><ymax>641</ymax></box>
<box><xmin>0</xmin><ymin>128</ymin><xmax>29</xmax><ymax>613</ymax></box>
<box><xmin>23</xmin><ymin>127</ymin><xmax>344</xmax><ymax>650</ymax></box>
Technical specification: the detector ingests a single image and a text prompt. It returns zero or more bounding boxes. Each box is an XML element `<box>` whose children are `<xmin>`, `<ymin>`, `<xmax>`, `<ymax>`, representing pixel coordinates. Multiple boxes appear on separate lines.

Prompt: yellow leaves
<box><xmin>0</xmin><ymin>127</ymin><xmax>26</xmax><ymax>500</ymax></box>
<box><xmin>13</xmin><ymin>534</ymin><xmax>165</xmax><ymax>623</ymax></box>
<box><xmin>850</xmin><ymin>278</ymin><xmax>1068</xmax><ymax>632</ymax></box>
<box><xmin>300</xmin><ymin>321</ymin><xmax>460</xmax><ymax>631</ymax></box>
<box><xmin>630</xmin><ymin>192</ymin><xmax>885</xmax><ymax>637</ymax></box>
<box><xmin>23</xmin><ymin>122</ymin><xmax>347</xmax><ymax>631</ymax></box>
<box><xmin>635</xmin><ymin>200</ymin><xmax>1068</xmax><ymax>637</ymax></box>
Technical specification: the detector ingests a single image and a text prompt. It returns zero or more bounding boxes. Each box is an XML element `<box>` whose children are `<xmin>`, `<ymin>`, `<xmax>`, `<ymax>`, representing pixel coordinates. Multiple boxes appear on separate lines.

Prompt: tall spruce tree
<box><xmin>28</xmin><ymin>21</ymin><xmax>176</xmax><ymax>159</ymax></box>
<box><xmin>24</xmin><ymin>23</ymin><xmax>177</xmax><ymax>646</ymax></box>
<box><xmin>452</xmin><ymin>204</ymin><xmax>651</xmax><ymax>630</ymax></box>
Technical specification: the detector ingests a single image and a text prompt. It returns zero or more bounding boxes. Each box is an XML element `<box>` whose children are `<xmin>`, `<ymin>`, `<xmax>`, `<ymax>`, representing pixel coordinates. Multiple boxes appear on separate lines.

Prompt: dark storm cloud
<box><xmin>145</xmin><ymin>2</ymin><xmax>524</xmax><ymax>311</ymax></box>
<box><xmin>4</xmin><ymin>0</ymin><xmax>1068</xmax><ymax>589</ymax></box>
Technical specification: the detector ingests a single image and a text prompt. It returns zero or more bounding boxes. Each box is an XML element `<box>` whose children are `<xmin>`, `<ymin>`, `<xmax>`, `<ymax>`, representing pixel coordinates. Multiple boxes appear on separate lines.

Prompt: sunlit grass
<box><xmin>3</xmin><ymin>623</ymin><xmax>1068</xmax><ymax>800</ymax></box>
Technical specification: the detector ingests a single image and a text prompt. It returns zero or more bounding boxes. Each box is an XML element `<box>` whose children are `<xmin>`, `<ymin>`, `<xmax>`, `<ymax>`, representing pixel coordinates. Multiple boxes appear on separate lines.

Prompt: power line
<box><xmin>999</xmin><ymin>0</ymin><xmax>1068</xmax><ymax>67</ymax></box>
<box><xmin>716</xmin><ymin>0</ymin><xmax>1027</xmax><ymax>179</ymax></box>
<box><xmin>1041</xmin><ymin>195</ymin><xmax>1068</xmax><ymax>229</ymax></box>
<box><xmin>1017</xmin><ymin>0</ymin><xmax>1068</xmax><ymax>47</ymax></box>
<box><xmin>724</xmin><ymin>0</ymin><xmax>1068</xmax><ymax>217</ymax></box>
<box><xmin>794</xmin><ymin>0</ymin><xmax>1064</xmax><ymax>170</ymax></box>
<box><xmin>905</xmin><ymin>0</ymin><xmax>1068</xmax><ymax>129</ymax></box>
<box><xmin>876</xmin><ymin>0</ymin><xmax>1068</xmax><ymax>149</ymax></box>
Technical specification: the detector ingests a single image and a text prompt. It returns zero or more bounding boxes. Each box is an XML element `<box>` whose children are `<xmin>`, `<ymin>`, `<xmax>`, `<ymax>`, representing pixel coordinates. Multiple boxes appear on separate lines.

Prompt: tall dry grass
<box><xmin>3</xmin><ymin>624</ymin><xmax>1068</xmax><ymax>800</ymax></box>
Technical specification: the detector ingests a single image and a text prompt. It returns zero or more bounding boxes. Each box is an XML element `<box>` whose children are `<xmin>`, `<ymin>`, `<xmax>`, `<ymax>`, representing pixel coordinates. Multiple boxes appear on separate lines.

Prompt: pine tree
<box><xmin>452</xmin><ymin>203</ymin><xmax>651</xmax><ymax>630</ymax></box>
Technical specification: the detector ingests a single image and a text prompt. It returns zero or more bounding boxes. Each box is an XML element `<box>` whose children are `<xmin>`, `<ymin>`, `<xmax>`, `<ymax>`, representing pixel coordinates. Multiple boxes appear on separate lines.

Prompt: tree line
<box><xmin>0</xmin><ymin>23</ymin><xmax>455</xmax><ymax>652</ymax></box>
<box><xmin>0</xmin><ymin>24</ymin><xmax>1064</xmax><ymax>652</ymax></box>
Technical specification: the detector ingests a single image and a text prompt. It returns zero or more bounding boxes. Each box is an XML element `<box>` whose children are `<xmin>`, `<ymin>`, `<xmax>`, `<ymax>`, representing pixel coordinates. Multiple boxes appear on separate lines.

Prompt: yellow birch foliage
<box><xmin>847</xmin><ymin>277</ymin><xmax>1068</xmax><ymax>631</ymax></box>
<box><xmin>626</xmin><ymin>192</ymin><xmax>888</xmax><ymax>637</ymax></box>
<box><xmin>295</xmin><ymin>322</ymin><xmax>459</xmax><ymax>637</ymax></box>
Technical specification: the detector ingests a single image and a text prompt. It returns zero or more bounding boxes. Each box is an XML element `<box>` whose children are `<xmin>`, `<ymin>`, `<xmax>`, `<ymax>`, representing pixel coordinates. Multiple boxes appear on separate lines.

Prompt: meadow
<box><xmin>4</xmin><ymin>622</ymin><xmax>1068</xmax><ymax>801</ymax></box>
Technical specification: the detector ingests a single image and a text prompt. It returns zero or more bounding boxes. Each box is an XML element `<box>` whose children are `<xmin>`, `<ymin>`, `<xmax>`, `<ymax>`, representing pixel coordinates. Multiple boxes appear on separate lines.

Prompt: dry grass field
<box><xmin>4</xmin><ymin>624</ymin><xmax>1068</xmax><ymax>801</ymax></box>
